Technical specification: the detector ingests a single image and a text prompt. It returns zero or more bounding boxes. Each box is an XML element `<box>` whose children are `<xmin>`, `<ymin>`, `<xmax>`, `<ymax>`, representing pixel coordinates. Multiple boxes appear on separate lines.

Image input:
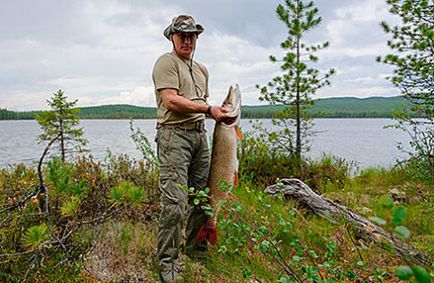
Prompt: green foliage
<box><xmin>396</xmin><ymin>265</ymin><xmax>432</xmax><ymax>283</ymax></box>
<box><xmin>372</xmin><ymin>196</ymin><xmax>411</xmax><ymax>238</ymax></box>
<box><xmin>35</xmin><ymin>89</ymin><xmax>88</xmax><ymax>162</ymax></box>
<box><xmin>0</xmin><ymin>108</ymin><xmax>19</xmax><ymax>119</ymax></box>
<box><xmin>110</xmin><ymin>181</ymin><xmax>146</xmax><ymax>207</ymax></box>
<box><xmin>0</xmin><ymin>154</ymin><xmax>159</xmax><ymax>282</ymax></box>
<box><xmin>379</xmin><ymin>195</ymin><xmax>394</xmax><ymax>209</ymax></box>
<box><xmin>257</xmin><ymin>0</ymin><xmax>335</xmax><ymax>160</ymax></box>
<box><xmin>400</xmin><ymin>153</ymin><xmax>434</xmax><ymax>183</ymax></box>
<box><xmin>378</xmin><ymin>0</ymin><xmax>434</xmax><ymax>181</ymax></box>
<box><xmin>129</xmin><ymin>119</ymin><xmax>157</xmax><ymax>165</ymax></box>
<box><xmin>394</xmin><ymin>226</ymin><xmax>411</xmax><ymax>239</ymax></box>
<box><xmin>180</xmin><ymin>184</ymin><xmax>214</xmax><ymax>217</ymax></box>
<box><xmin>238</xmin><ymin>131</ymin><xmax>355</xmax><ymax>192</ymax></box>
<box><xmin>120</xmin><ymin>226</ymin><xmax>133</xmax><ymax>255</ymax></box>
<box><xmin>369</xmin><ymin>216</ymin><xmax>387</xmax><ymax>226</ymax></box>
<box><xmin>60</xmin><ymin>196</ymin><xmax>81</xmax><ymax>217</ymax></box>
<box><xmin>47</xmin><ymin>157</ymin><xmax>89</xmax><ymax>197</ymax></box>
<box><xmin>216</xmin><ymin>188</ymin><xmax>360</xmax><ymax>282</ymax></box>
<box><xmin>238</xmin><ymin>130</ymin><xmax>294</xmax><ymax>185</ymax></box>
<box><xmin>22</xmin><ymin>224</ymin><xmax>50</xmax><ymax>251</ymax></box>
<box><xmin>392</xmin><ymin>206</ymin><xmax>406</xmax><ymax>226</ymax></box>
<box><xmin>302</xmin><ymin>155</ymin><xmax>356</xmax><ymax>192</ymax></box>
<box><xmin>378</xmin><ymin>0</ymin><xmax>433</xmax><ymax>120</ymax></box>
<box><xmin>411</xmin><ymin>265</ymin><xmax>432</xmax><ymax>283</ymax></box>
<box><xmin>396</xmin><ymin>265</ymin><xmax>414</xmax><ymax>280</ymax></box>
<box><xmin>370</xmin><ymin>195</ymin><xmax>434</xmax><ymax>280</ymax></box>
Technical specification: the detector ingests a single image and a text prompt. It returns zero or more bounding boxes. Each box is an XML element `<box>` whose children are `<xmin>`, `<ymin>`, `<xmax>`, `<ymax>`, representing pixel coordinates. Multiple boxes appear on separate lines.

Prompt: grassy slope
<box><xmin>81</xmin><ymin>163</ymin><xmax>432</xmax><ymax>282</ymax></box>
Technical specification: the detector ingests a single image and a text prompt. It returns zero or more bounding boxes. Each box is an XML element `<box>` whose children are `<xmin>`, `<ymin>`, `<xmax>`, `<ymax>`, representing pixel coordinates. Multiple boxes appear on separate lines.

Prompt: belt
<box><xmin>157</xmin><ymin>121</ymin><xmax>205</xmax><ymax>131</ymax></box>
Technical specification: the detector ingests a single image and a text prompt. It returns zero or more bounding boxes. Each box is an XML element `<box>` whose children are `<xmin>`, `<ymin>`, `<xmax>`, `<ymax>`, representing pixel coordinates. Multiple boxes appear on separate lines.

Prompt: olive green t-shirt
<box><xmin>152</xmin><ymin>52</ymin><xmax>209</xmax><ymax>125</ymax></box>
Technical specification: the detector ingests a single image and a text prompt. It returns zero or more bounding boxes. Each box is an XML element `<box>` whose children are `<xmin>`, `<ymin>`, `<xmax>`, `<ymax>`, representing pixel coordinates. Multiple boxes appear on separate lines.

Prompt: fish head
<box><xmin>221</xmin><ymin>84</ymin><xmax>241</xmax><ymax>128</ymax></box>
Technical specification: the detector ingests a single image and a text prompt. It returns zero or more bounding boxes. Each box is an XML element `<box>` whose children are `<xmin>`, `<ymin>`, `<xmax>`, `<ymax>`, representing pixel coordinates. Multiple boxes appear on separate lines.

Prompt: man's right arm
<box><xmin>160</xmin><ymin>89</ymin><xmax>228</xmax><ymax>121</ymax></box>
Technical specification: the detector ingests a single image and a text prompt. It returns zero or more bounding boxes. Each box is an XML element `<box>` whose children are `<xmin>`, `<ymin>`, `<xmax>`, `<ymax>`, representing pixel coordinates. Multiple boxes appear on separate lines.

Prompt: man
<box><xmin>152</xmin><ymin>15</ymin><xmax>227</xmax><ymax>282</ymax></box>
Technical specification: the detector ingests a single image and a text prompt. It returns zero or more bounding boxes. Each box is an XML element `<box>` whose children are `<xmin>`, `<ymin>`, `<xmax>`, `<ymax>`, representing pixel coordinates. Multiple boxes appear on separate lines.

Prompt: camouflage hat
<box><xmin>163</xmin><ymin>15</ymin><xmax>204</xmax><ymax>40</ymax></box>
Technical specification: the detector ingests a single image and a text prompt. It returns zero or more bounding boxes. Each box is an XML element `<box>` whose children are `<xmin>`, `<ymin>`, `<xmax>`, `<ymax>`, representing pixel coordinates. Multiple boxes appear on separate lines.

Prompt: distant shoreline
<box><xmin>1</xmin><ymin>95</ymin><xmax>416</xmax><ymax>120</ymax></box>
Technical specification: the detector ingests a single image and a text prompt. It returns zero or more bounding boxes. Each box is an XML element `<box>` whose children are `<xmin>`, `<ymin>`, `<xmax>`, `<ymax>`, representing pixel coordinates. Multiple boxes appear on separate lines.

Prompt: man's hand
<box><xmin>209</xmin><ymin>106</ymin><xmax>229</xmax><ymax>121</ymax></box>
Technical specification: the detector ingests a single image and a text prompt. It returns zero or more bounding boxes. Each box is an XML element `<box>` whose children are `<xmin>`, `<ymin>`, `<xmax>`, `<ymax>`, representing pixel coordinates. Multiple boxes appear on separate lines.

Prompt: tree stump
<box><xmin>265</xmin><ymin>178</ymin><xmax>426</xmax><ymax>265</ymax></box>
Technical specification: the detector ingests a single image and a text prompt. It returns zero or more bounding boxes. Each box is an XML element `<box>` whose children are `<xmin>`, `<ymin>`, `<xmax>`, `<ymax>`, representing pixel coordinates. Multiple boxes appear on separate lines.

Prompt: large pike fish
<box><xmin>197</xmin><ymin>84</ymin><xmax>242</xmax><ymax>245</ymax></box>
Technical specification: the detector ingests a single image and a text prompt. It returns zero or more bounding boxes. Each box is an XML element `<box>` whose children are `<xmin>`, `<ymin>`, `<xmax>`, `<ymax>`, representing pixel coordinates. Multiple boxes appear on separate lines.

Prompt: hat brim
<box><xmin>163</xmin><ymin>24</ymin><xmax>204</xmax><ymax>40</ymax></box>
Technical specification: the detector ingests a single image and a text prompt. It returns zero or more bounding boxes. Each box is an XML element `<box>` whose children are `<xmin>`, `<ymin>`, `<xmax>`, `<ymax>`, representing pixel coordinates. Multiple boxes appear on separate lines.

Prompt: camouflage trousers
<box><xmin>156</xmin><ymin>123</ymin><xmax>209</xmax><ymax>272</ymax></box>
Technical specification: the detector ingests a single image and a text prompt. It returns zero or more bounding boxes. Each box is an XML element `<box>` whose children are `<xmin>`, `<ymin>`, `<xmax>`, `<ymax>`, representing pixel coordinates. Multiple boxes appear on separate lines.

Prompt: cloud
<box><xmin>0</xmin><ymin>0</ymin><xmax>400</xmax><ymax>111</ymax></box>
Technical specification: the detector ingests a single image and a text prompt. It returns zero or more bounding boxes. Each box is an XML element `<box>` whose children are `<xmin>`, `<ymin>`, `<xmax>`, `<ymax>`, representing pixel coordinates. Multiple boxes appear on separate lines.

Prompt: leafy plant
<box><xmin>370</xmin><ymin>195</ymin><xmax>412</xmax><ymax>240</ymax></box>
<box><xmin>371</xmin><ymin>195</ymin><xmax>433</xmax><ymax>281</ymax></box>
<box><xmin>180</xmin><ymin>184</ymin><xmax>214</xmax><ymax>217</ymax></box>
<box><xmin>216</xmin><ymin>190</ymin><xmax>355</xmax><ymax>282</ymax></box>
<box><xmin>396</xmin><ymin>265</ymin><xmax>432</xmax><ymax>283</ymax></box>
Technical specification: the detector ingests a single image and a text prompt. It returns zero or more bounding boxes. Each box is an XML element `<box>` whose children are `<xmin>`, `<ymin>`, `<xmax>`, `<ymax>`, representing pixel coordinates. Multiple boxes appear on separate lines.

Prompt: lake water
<box><xmin>0</xmin><ymin>119</ymin><xmax>411</xmax><ymax>170</ymax></box>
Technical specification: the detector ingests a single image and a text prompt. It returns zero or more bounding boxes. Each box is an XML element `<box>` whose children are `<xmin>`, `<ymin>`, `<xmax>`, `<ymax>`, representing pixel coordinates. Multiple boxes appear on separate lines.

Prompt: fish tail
<box><xmin>197</xmin><ymin>225</ymin><xmax>217</xmax><ymax>245</ymax></box>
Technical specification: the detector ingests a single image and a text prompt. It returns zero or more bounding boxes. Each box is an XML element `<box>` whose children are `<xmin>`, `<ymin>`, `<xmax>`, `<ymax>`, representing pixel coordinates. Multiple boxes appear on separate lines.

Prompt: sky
<box><xmin>0</xmin><ymin>0</ymin><xmax>400</xmax><ymax>111</ymax></box>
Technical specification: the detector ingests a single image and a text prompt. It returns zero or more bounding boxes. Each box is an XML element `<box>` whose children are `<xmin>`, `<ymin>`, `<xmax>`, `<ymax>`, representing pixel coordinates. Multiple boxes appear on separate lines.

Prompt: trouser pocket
<box><xmin>157</xmin><ymin>128</ymin><xmax>174</xmax><ymax>154</ymax></box>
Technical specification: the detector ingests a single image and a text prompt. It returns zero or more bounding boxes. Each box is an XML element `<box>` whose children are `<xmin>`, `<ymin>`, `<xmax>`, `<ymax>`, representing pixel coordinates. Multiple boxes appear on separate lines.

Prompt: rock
<box><xmin>388</xmin><ymin>188</ymin><xmax>407</xmax><ymax>203</ymax></box>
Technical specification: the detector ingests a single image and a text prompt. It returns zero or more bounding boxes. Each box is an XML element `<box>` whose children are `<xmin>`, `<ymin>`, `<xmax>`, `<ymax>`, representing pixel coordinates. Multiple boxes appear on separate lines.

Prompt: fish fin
<box><xmin>197</xmin><ymin>225</ymin><xmax>217</xmax><ymax>246</ymax></box>
<box><xmin>235</xmin><ymin>126</ymin><xmax>243</xmax><ymax>140</ymax></box>
<box><xmin>234</xmin><ymin>170</ymin><xmax>239</xmax><ymax>186</ymax></box>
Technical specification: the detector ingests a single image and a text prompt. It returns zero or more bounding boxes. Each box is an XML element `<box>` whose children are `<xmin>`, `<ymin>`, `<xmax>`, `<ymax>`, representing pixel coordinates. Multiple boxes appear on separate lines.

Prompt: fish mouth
<box><xmin>220</xmin><ymin>84</ymin><xmax>241</xmax><ymax>127</ymax></box>
<box><xmin>222</xmin><ymin>115</ymin><xmax>239</xmax><ymax>125</ymax></box>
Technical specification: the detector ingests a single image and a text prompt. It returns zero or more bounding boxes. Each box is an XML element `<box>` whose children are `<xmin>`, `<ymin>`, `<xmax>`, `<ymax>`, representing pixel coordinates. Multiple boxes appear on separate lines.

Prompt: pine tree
<box><xmin>35</xmin><ymin>89</ymin><xmax>88</xmax><ymax>162</ymax></box>
<box><xmin>378</xmin><ymin>0</ymin><xmax>433</xmax><ymax>177</ymax></box>
<box><xmin>257</xmin><ymin>0</ymin><xmax>335</xmax><ymax>161</ymax></box>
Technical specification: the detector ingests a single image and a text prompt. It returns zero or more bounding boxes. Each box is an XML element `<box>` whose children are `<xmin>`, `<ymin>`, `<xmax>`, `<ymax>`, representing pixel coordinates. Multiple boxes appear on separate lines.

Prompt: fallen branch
<box><xmin>265</xmin><ymin>178</ymin><xmax>426</xmax><ymax>265</ymax></box>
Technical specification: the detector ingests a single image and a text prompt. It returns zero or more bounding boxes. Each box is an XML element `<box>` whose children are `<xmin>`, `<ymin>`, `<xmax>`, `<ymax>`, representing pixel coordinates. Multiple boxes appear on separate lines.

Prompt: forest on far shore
<box><xmin>0</xmin><ymin>95</ymin><xmax>413</xmax><ymax>120</ymax></box>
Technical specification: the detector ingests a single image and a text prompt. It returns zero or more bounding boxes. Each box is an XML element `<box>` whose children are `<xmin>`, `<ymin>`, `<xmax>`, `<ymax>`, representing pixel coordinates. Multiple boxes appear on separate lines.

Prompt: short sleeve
<box><xmin>152</xmin><ymin>54</ymin><xmax>179</xmax><ymax>91</ymax></box>
<box><xmin>199</xmin><ymin>63</ymin><xmax>209</xmax><ymax>99</ymax></box>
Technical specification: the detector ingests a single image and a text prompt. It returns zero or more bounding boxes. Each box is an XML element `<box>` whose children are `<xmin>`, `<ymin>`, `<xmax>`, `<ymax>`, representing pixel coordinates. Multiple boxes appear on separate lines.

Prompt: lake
<box><xmin>0</xmin><ymin>119</ymin><xmax>410</xmax><ymax>170</ymax></box>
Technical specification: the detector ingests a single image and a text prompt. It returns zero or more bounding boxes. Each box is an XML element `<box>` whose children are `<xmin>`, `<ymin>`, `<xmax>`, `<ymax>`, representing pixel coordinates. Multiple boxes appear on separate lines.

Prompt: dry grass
<box><xmin>82</xmin><ymin>220</ymin><xmax>159</xmax><ymax>282</ymax></box>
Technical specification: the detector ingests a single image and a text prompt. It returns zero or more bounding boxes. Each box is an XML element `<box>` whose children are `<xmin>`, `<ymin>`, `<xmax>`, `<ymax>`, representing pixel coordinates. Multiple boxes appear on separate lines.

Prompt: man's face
<box><xmin>172</xmin><ymin>32</ymin><xmax>197</xmax><ymax>59</ymax></box>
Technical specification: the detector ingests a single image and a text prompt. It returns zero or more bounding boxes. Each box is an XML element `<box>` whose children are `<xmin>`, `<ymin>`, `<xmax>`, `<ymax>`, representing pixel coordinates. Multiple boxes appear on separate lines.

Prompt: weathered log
<box><xmin>265</xmin><ymin>178</ymin><xmax>426</xmax><ymax>265</ymax></box>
